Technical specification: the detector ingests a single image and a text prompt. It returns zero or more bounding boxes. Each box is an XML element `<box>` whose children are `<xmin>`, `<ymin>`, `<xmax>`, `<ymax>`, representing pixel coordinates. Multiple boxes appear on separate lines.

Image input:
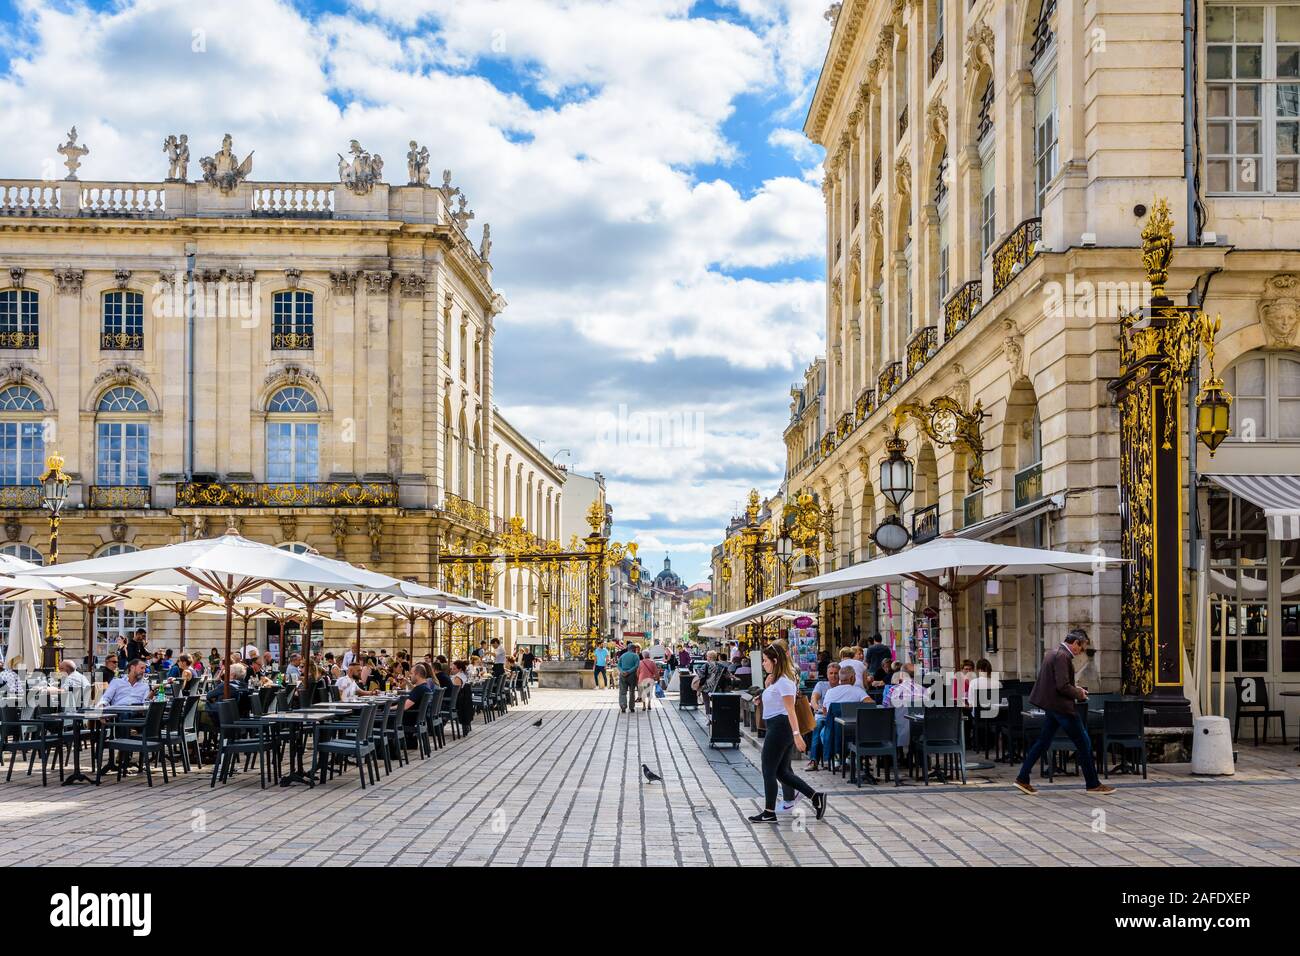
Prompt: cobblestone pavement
<box><xmin>1</xmin><ymin>686</ymin><xmax>1298</xmax><ymax>866</ymax></box>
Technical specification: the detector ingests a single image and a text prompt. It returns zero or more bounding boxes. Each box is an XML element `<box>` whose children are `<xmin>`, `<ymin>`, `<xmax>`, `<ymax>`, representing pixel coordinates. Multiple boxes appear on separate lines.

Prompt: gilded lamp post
<box><xmin>1109</xmin><ymin>199</ymin><xmax>1229</xmax><ymax>723</ymax></box>
<box><xmin>39</xmin><ymin>450</ymin><xmax>71</xmax><ymax>669</ymax></box>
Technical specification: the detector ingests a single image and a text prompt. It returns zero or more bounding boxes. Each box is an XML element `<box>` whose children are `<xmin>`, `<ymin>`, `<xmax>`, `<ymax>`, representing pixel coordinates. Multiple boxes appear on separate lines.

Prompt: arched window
<box><xmin>0</xmin><ymin>542</ymin><xmax>44</xmax><ymax>648</ymax></box>
<box><xmin>94</xmin><ymin>543</ymin><xmax>146</xmax><ymax>659</ymax></box>
<box><xmin>272</xmin><ymin>290</ymin><xmax>313</xmax><ymax>350</ymax></box>
<box><xmin>102</xmin><ymin>290</ymin><xmax>144</xmax><ymax>350</ymax></box>
<box><xmin>266</xmin><ymin>387</ymin><xmax>319</xmax><ymax>483</ymax></box>
<box><xmin>1029</xmin><ymin>0</ymin><xmax>1059</xmax><ymax>216</ymax></box>
<box><xmin>976</xmin><ymin>76</ymin><xmax>997</xmax><ymax>257</ymax></box>
<box><xmin>1224</xmin><ymin>352</ymin><xmax>1300</xmax><ymax>440</ymax></box>
<box><xmin>0</xmin><ymin>288</ymin><xmax>38</xmax><ymax>349</ymax></box>
<box><xmin>96</xmin><ymin>386</ymin><xmax>150</xmax><ymax>487</ymax></box>
<box><xmin>0</xmin><ymin>385</ymin><xmax>45</xmax><ymax>487</ymax></box>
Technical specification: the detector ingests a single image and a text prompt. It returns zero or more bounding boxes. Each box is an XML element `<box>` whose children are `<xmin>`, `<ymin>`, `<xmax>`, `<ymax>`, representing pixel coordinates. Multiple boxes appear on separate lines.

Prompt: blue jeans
<box><xmin>807</xmin><ymin>717</ymin><xmax>828</xmax><ymax>761</ymax></box>
<box><xmin>1018</xmin><ymin>708</ymin><xmax>1101</xmax><ymax>789</ymax></box>
<box><xmin>593</xmin><ymin>665</ymin><xmax>607</xmax><ymax>688</ymax></box>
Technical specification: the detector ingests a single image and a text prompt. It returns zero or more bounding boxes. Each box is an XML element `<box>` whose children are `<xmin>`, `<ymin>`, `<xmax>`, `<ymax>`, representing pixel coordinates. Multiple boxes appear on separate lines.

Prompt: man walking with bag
<box><xmin>1015</xmin><ymin>628</ymin><xmax>1115</xmax><ymax>795</ymax></box>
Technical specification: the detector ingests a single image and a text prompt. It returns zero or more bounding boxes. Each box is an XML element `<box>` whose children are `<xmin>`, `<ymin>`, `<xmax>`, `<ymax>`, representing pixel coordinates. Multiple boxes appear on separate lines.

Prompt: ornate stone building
<box><xmin>802</xmin><ymin>0</ymin><xmax>1300</xmax><ymax>692</ymax></box>
<box><xmin>0</xmin><ymin>133</ymin><xmax>561</xmax><ymax>660</ymax></box>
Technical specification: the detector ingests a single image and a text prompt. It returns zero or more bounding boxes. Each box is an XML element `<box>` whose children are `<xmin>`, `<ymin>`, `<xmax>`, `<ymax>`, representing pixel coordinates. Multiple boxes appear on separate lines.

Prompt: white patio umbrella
<box><xmin>796</xmin><ymin>534</ymin><xmax>1121</xmax><ymax>598</ymax></box>
<box><xmin>0</xmin><ymin>572</ymin><xmax>127</xmax><ymax>671</ymax></box>
<box><xmin>697</xmin><ymin>592</ymin><xmax>817</xmax><ymax>639</ymax></box>
<box><xmin>51</xmin><ymin>531</ymin><xmax>410</xmax><ymax>698</ymax></box>
<box><xmin>4</xmin><ymin>600</ymin><xmax>43</xmax><ymax>673</ymax></box>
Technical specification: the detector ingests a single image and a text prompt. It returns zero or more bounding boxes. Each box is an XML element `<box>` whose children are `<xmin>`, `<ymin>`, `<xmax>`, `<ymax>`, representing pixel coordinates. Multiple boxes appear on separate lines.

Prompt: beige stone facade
<box><xmin>800</xmin><ymin>0</ymin><xmax>1300</xmax><ymax>688</ymax></box>
<box><xmin>0</xmin><ymin>151</ymin><xmax>563</xmax><ymax>661</ymax></box>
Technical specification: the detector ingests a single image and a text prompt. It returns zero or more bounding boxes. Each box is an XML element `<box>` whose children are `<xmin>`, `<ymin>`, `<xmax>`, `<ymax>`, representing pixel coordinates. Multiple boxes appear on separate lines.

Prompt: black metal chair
<box><xmin>1</xmin><ymin>704</ymin><xmax>65</xmax><ymax>786</ymax></box>
<box><xmin>407</xmin><ymin>689</ymin><xmax>435</xmax><ymax>758</ymax></box>
<box><xmin>833</xmin><ymin>701</ymin><xmax>867</xmax><ymax>777</ymax></box>
<box><xmin>315</xmin><ymin>704</ymin><xmax>379</xmax><ymax>788</ymax></box>
<box><xmin>1042</xmin><ymin>701</ymin><xmax>1089</xmax><ymax>781</ymax></box>
<box><xmin>160</xmin><ymin>695</ymin><xmax>197</xmax><ymax>774</ymax></box>
<box><xmin>1233</xmin><ymin>676</ymin><xmax>1286</xmax><ymax>746</ymax></box>
<box><xmin>422</xmin><ymin>686</ymin><xmax>445</xmax><ymax>754</ymax></box>
<box><xmin>209</xmin><ymin>698</ymin><xmax>277</xmax><ymax>789</ymax></box>
<box><xmin>442</xmin><ymin>683</ymin><xmax>462</xmax><ymax>739</ymax></box>
<box><xmin>105</xmin><ymin>701</ymin><xmax>169</xmax><ymax>787</ymax></box>
<box><xmin>919</xmin><ymin>706</ymin><xmax>966</xmax><ymax>785</ymax></box>
<box><xmin>995</xmin><ymin>693</ymin><xmax>1028</xmax><ymax>762</ymax></box>
<box><xmin>848</xmin><ymin>706</ymin><xmax>899</xmax><ymax>787</ymax></box>
<box><xmin>1102</xmin><ymin>698</ymin><xmax>1147</xmax><ymax>778</ymax></box>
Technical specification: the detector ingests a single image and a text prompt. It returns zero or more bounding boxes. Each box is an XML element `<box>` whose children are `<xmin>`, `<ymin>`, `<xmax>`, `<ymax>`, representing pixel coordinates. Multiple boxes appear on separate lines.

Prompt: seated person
<box><xmin>817</xmin><ymin>666</ymin><xmax>869</xmax><ymax>760</ymax></box>
<box><xmin>805</xmin><ymin>662</ymin><xmax>840</xmax><ymax>770</ymax></box>
<box><xmin>965</xmin><ymin>658</ymin><xmax>1001</xmax><ymax>714</ymax></box>
<box><xmin>402</xmin><ymin>663</ymin><xmax>435</xmax><ymax>739</ymax></box>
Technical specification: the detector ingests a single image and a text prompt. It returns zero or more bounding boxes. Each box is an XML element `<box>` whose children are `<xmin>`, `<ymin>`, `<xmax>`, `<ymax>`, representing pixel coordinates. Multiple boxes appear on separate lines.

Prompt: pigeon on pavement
<box><xmin>642</xmin><ymin>764</ymin><xmax>662</xmax><ymax>783</ymax></box>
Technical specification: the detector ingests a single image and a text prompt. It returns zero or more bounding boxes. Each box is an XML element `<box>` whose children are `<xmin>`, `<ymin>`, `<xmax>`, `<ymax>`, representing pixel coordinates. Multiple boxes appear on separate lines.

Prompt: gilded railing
<box><xmin>176</xmin><ymin>481</ymin><xmax>398</xmax><ymax>507</ymax></box>
<box><xmin>101</xmin><ymin>331</ymin><xmax>143</xmax><ymax>350</ymax></box>
<box><xmin>878</xmin><ymin>361</ymin><xmax>902</xmax><ymax>401</ymax></box>
<box><xmin>0</xmin><ymin>329</ymin><xmax>38</xmax><ymax>349</ymax></box>
<box><xmin>855</xmin><ymin>388</ymin><xmax>875</xmax><ymax>421</ymax></box>
<box><xmin>836</xmin><ymin>411</ymin><xmax>853</xmax><ymax>439</ymax></box>
<box><xmin>443</xmin><ymin>491</ymin><xmax>491</xmax><ymax>532</ymax></box>
<box><xmin>271</xmin><ymin>331</ymin><xmax>313</xmax><ymax>350</ymax></box>
<box><xmin>89</xmin><ymin>485</ymin><xmax>151</xmax><ymax>508</ymax></box>
<box><xmin>992</xmin><ymin>217</ymin><xmax>1042</xmax><ymax>295</ymax></box>
<box><xmin>943</xmin><ymin>279</ymin><xmax>982</xmax><ymax>341</ymax></box>
<box><xmin>0</xmin><ymin>485</ymin><xmax>40</xmax><ymax>508</ymax></box>
<box><xmin>906</xmin><ymin>326</ymin><xmax>938</xmax><ymax>378</ymax></box>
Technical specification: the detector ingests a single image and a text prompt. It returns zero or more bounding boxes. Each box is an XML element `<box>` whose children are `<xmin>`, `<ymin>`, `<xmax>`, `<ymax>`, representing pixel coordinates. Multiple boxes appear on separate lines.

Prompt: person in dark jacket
<box><xmin>1015</xmin><ymin>628</ymin><xmax>1115</xmax><ymax>795</ymax></box>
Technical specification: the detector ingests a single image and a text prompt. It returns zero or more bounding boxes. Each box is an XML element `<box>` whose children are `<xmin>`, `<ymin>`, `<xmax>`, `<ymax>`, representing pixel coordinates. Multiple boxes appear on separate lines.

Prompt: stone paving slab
<box><xmin>0</xmin><ymin>686</ymin><xmax>1297</xmax><ymax>866</ymax></box>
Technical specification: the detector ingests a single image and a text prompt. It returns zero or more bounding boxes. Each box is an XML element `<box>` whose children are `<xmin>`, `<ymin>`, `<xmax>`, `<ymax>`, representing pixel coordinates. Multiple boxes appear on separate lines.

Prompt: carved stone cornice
<box><xmin>54</xmin><ymin>269</ymin><xmax>83</xmax><ymax>294</ymax></box>
<box><xmin>806</xmin><ymin>0</ymin><xmax>870</xmax><ymax>143</ymax></box>
<box><xmin>264</xmin><ymin>363</ymin><xmax>322</xmax><ymax>391</ymax></box>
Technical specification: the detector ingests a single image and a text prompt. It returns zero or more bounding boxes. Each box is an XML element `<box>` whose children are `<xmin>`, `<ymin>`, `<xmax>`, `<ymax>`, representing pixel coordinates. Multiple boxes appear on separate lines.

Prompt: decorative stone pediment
<box><xmin>93</xmin><ymin>363</ymin><xmax>146</xmax><ymax>389</ymax></box>
<box><xmin>264</xmin><ymin>364</ymin><xmax>322</xmax><ymax>392</ymax></box>
<box><xmin>1259</xmin><ymin>274</ymin><xmax>1300</xmax><ymax>348</ymax></box>
<box><xmin>0</xmin><ymin>363</ymin><xmax>42</xmax><ymax>388</ymax></box>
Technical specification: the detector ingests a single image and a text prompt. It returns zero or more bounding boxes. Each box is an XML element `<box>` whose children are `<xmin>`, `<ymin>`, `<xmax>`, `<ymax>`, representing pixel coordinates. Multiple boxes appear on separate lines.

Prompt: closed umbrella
<box><xmin>4</xmin><ymin>600</ymin><xmax>42</xmax><ymax>674</ymax></box>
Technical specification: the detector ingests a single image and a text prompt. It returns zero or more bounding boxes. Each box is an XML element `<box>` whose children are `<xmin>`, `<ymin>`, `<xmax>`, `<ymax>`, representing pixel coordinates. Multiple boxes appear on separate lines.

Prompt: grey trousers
<box><xmin>619</xmin><ymin>671</ymin><xmax>638</xmax><ymax>711</ymax></box>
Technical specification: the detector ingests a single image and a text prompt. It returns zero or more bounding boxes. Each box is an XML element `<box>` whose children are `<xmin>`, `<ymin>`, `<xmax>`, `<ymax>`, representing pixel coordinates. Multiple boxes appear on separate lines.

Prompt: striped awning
<box><xmin>1205</xmin><ymin>473</ymin><xmax>1300</xmax><ymax>540</ymax></box>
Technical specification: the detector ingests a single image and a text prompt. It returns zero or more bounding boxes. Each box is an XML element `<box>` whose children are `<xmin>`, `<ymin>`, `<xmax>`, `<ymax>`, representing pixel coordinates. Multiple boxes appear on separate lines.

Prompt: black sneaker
<box><xmin>812</xmin><ymin>792</ymin><xmax>827</xmax><ymax>820</ymax></box>
<box><xmin>747</xmin><ymin>810</ymin><xmax>778</xmax><ymax>824</ymax></box>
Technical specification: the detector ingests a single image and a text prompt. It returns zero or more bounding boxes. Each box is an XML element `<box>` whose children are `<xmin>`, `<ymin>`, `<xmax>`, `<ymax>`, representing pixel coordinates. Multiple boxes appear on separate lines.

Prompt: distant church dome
<box><xmin>653</xmin><ymin>556</ymin><xmax>684</xmax><ymax>592</ymax></box>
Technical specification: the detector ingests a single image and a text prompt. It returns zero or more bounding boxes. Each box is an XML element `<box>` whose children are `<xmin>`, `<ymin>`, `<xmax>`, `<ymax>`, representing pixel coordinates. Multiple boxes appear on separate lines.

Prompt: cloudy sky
<box><xmin>0</xmin><ymin>0</ymin><xmax>829</xmax><ymax>585</ymax></box>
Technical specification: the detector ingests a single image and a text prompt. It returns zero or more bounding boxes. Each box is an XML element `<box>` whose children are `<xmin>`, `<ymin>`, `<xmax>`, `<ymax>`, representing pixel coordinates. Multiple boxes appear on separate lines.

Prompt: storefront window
<box><xmin>1209</xmin><ymin>493</ymin><xmax>1271</xmax><ymax>672</ymax></box>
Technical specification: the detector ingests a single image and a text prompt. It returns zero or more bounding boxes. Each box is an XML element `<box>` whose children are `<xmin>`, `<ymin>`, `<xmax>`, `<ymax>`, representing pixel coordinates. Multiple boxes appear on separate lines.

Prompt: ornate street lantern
<box><xmin>40</xmin><ymin>451</ymin><xmax>70</xmax><ymax>516</ymax></box>
<box><xmin>871</xmin><ymin>514</ymin><xmax>910</xmax><ymax>553</ymax></box>
<box><xmin>879</xmin><ymin>429</ymin><xmax>914</xmax><ymax>510</ymax></box>
<box><xmin>1196</xmin><ymin>376</ymin><xmax>1232</xmax><ymax>456</ymax></box>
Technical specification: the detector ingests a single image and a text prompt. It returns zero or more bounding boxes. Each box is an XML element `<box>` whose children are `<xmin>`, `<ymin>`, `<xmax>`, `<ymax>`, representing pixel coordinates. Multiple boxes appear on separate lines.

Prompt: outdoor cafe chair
<box><xmin>209</xmin><ymin>698</ymin><xmax>278</xmax><ymax>789</ymax></box>
<box><xmin>167</xmin><ymin>693</ymin><xmax>202</xmax><ymax>771</ymax></box>
<box><xmin>1102</xmin><ymin>699</ymin><xmax>1148</xmax><ymax>778</ymax></box>
<box><xmin>105</xmin><ymin>701</ymin><xmax>170</xmax><ymax>787</ymax></box>
<box><xmin>315</xmin><ymin>703</ymin><xmax>379</xmax><ymax>789</ymax></box>
<box><xmin>1</xmin><ymin>704</ymin><xmax>65</xmax><ymax>786</ymax></box>
<box><xmin>848</xmin><ymin>706</ymin><xmax>899</xmax><ymax>787</ymax></box>
<box><xmin>442</xmin><ymin>684</ymin><xmax>462</xmax><ymax>739</ymax></box>
<box><xmin>159</xmin><ymin>695</ymin><xmax>196</xmax><ymax>775</ymax></box>
<box><xmin>829</xmin><ymin>701</ymin><xmax>867</xmax><ymax>777</ymax></box>
<box><xmin>1233</xmin><ymin>676</ymin><xmax>1286</xmax><ymax>746</ymax></box>
<box><xmin>408</xmin><ymin>690</ymin><xmax>435</xmax><ymax>758</ymax></box>
<box><xmin>421</xmin><ymin>686</ymin><xmax>445</xmax><ymax>754</ymax></box>
<box><xmin>994</xmin><ymin>693</ymin><xmax>1028</xmax><ymax>763</ymax></box>
<box><xmin>372</xmin><ymin>699</ymin><xmax>407</xmax><ymax>775</ymax></box>
<box><xmin>919</xmin><ymin>706</ymin><xmax>966</xmax><ymax>785</ymax></box>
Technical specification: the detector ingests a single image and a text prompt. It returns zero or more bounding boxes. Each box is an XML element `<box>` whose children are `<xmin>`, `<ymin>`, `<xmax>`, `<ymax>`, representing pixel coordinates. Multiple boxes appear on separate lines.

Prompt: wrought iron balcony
<box><xmin>898</xmin><ymin>105</ymin><xmax>909</xmax><ymax>140</ymax></box>
<box><xmin>271</xmin><ymin>330</ymin><xmax>314</xmax><ymax>350</ymax></box>
<box><xmin>878</xmin><ymin>361</ymin><xmax>902</xmax><ymax>401</ymax></box>
<box><xmin>101</xmin><ymin>331</ymin><xmax>143</xmax><ymax>351</ymax></box>
<box><xmin>176</xmin><ymin>480</ymin><xmax>398</xmax><ymax>508</ymax></box>
<box><xmin>930</xmin><ymin>37</ymin><xmax>945</xmax><ymax>78</ymax></box>
<box><xmin>0</xmin><ymin>329</ymin><xmax>38</xmax><ymax>349</ymax></box>
<box><xmin>442</xmin><ymin>491</ymin><xmax>491</xmax><ymax>533</ymax></box>
<box><xmin>89</xmin><ymin>485</ymin><xmax>152</xmax><ymax>508</ymax></box>
<box><xmin>906</xmin><ymin>326</ymin><xmax>939</xmax><ymax>378</ymax></box>
<box><xmin>944</xmin><ymin>279</ymin><xmax>983</xmax><ymax>341</ymax></box>
<box><xmin>855</xmin><ymin>388</ymin><xmax>875</xmax><ymax>421</ymax></box>
<box><xmin>836</xmin><ymin>411</ymin><xmax>854</xmax><ymax>439</ymax></box>
<box><xmin>0</xmin><ymin>485</ymin><xmax>40</xmax><ymax>508</ymax></box>
<box><xmin>992</xmin><ymin>217</ymin><xmax>1042</xmax><ymax>295</ymax></box>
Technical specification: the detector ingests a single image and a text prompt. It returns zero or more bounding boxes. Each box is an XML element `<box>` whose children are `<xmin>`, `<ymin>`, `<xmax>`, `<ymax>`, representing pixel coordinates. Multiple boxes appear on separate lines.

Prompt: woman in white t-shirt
<box><xmin>748</xmin><ymin>643</ymin><xmax>827</xmax><ymax>825</ymax></box>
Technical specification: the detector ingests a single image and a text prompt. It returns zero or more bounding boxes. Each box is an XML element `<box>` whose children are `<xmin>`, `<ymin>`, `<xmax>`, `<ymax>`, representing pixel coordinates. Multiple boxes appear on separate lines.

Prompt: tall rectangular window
<box><xmin>96</xmin><ymin>422</ymin><xmax>149</xmax><ymax>486</ymax></box>
<box><xmin>0</xmin><ymin>421</ymin><xmax>43</xmax><ymax>484</ymax></box>
<box><xmin>267</xmin><ymin>422</ymin><xmax>319</xmax><ymax>482</ymax></box>
<box><xmin>980</xmin><ymin>156</ymin><xmax>997</xmax><ymax>256</ymax></box>
<box><xmin>102</xmin><ymin>290</ymin><xmax>144</xmax><ymax>350</ymax></box>
<box><xmin>0</xmin><ymin>290</ymin><xmax>38</xmax><ymax>349</ymax></box>
<box><xmin>1207</xmin><ymin>3</ymin><xmax>1300</xmax><ymax>194</ymax></box>
<box><xmin>1034</xmin><ymin>69</ymin><xmax>1059</xmax><ymax>214</ymax></box>
<box><xmin>272</xmin><ymin>291</ymin><xmax>314</xmax><ymax>349</ymax></box>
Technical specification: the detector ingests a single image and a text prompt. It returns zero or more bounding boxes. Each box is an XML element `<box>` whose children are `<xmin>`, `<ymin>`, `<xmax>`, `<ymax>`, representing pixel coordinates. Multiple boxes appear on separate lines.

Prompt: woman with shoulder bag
<box><xmin>749</xmin><ymin>642</ymin><xmax>826</xmax><ymax>824</ymax></box>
